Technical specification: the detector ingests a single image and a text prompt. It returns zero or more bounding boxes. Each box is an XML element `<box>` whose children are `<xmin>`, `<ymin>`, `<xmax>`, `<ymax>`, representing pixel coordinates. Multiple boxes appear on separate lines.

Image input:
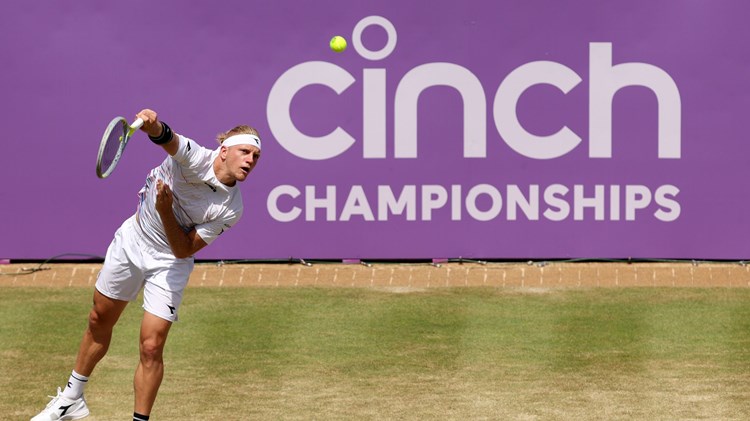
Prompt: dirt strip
<box><xmin>2</xmin><ymin>262</ymin><xmax>750</xmax><ymax>288</ymax></box>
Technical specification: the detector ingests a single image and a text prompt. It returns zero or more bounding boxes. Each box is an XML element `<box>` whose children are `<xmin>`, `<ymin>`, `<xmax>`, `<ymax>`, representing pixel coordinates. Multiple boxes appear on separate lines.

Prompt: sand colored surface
<box><xmin>2</xmin><ymin>261</ymin><xmax>749</xmax><ymax>288</ymax></box>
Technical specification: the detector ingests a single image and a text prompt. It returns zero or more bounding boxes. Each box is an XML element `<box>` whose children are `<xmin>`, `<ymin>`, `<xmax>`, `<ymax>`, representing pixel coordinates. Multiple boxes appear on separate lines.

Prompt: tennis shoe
<box><xmin>30</xmin><ymin>387</ymin><xmax>89</xmax><ymax>420</ymax></box>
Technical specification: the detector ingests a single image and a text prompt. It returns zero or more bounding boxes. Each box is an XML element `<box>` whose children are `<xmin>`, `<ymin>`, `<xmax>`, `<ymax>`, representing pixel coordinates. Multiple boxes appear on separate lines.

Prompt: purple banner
<box><xmin>1</xmin><ymin>1</ymin><xmax>748</xmax><ymax>260</ymax></box>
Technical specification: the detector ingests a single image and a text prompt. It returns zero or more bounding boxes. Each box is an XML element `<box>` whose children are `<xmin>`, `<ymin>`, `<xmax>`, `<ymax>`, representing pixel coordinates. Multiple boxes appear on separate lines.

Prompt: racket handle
<box><xmin>130</xmin><ymin>117</ymin><xmax>144</xmax><ymax>130</ymax></box>
<box><xmin>127</xmin><ymin>117</ymin><xmax>144</xmax><ymax>136</ymax></box>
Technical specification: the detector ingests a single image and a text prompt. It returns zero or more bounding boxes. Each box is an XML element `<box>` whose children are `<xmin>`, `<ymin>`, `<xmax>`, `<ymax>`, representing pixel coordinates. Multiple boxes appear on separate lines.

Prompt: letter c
<box><xmin>267</xmin><ymin>61</ymin><xmax>356</xmax><ymax>160</ymax></box>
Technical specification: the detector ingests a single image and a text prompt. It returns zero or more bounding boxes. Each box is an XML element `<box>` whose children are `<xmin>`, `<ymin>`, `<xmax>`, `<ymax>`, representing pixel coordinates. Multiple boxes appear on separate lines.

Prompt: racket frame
<box><xmin>96</xmin><ymin>116</ymin><xmax>143</xmax><ymax>179</ymax></box>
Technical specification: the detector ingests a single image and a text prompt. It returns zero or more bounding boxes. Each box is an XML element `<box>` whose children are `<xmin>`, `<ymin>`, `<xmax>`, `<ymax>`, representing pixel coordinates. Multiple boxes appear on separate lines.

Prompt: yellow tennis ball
<box><xmin>330</xmin><ymin>35</ymin><xmax>347</xmax><ymax>53</ymax></box>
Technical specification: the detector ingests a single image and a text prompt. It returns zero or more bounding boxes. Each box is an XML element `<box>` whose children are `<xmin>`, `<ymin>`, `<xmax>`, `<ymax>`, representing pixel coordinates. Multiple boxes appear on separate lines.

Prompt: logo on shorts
<box><xmin>167</xmin><ymin>305</ymin><xmax>176</xmax><ymax>315</ymax></box>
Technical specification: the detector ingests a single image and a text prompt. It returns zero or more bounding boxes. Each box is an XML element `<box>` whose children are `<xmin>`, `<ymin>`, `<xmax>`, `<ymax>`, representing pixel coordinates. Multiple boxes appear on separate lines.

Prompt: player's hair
<box><xmin>217</xmin><ymin>125</ymin><xmax>260</xmax><ymax>145</ymax></box>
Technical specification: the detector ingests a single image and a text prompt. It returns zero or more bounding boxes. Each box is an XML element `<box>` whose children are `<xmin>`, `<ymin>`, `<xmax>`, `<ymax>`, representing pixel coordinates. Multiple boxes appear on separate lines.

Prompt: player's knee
<box><xmin>87</xmin><ymin>307</ymin><xmax>115</xmax><ymax>332</ymax></box>
<box><xmin>139</xmin><ymin>338</ymin><xmax>165</xmax><ymax>365</ymax></box>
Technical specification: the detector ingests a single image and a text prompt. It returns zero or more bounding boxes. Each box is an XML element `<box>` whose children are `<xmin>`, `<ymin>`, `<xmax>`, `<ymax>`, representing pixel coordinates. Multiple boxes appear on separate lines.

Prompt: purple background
<box><xmin>1</xmin><ymin>1</ymin><xmax>748</xmax><ymax>260</ymax></box>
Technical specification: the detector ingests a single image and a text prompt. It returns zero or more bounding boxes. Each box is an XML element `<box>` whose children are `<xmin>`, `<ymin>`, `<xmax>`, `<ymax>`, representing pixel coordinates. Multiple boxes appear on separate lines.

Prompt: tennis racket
<box><xmin>96</xmin><ymin>116</ymin><xmax>143</xmax><ymax>178</ymax></box>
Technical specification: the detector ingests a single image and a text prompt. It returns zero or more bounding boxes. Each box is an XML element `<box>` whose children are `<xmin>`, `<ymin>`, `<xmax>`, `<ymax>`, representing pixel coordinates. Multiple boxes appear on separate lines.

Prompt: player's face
<box><xmin>225</xmin><ymin>144</ymin><xmax>261</xmax><ymax>182</ymax></box>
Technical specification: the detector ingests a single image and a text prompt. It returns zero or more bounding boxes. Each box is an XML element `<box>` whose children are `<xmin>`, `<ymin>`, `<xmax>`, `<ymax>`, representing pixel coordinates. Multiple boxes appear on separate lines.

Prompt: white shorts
<box><xmin>95</xmin><ymin>215</ymin><xmax>194</xmax><ymax>322</ymax></box>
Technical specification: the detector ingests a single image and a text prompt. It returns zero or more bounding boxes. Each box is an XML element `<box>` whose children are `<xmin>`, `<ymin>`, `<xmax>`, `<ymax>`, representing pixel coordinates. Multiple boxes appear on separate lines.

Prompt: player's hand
<box><xmin>136</xmin><ymin>109</ymin><xmax>164</xmax><ymax>138</ymax></box>
<box><xmin>155</xmin><ymin>179</ymin><xmax>174</xmax><ymax>215</ymax></box>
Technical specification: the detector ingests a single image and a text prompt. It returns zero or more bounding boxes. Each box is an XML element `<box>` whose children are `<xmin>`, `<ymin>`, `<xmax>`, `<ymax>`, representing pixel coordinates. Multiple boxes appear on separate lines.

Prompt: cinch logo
<box><xmin>267</xmin><ymin>16</ymin><xmax>681</xmax><ymax>161</ymax></box>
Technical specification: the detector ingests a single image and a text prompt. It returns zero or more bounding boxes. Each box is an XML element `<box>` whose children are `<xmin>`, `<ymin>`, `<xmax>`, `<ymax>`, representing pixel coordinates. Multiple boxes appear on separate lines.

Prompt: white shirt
<box><xmin>135</xmin><ymin>134</ymin><xmax>243</xmax><ymax>255</ymax></box>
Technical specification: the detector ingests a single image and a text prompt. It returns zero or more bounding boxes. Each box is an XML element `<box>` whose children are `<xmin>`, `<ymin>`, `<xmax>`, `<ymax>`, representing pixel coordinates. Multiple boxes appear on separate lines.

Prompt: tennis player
<box><xmin>31</xmin><ymin>109</ymin><xmax>262</xmax><ymax>421</ymax></box>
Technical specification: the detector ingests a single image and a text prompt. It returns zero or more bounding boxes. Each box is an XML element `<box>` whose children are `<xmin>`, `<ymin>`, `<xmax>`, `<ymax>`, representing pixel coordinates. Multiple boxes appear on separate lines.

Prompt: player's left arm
<box><xmin>155</xmin><ymin>180</ymin><xmax>208</xmax><ymax>258</ymax></box>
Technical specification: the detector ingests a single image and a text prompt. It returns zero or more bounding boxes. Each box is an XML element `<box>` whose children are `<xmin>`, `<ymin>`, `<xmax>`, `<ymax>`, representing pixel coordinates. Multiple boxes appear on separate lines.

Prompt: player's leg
<box><xmin>131</xmin><ymin>250</ymin><xmax>191</xmax><ymax>417</ymax></box>
<box><xmin>74</xmin><ymin>289</ymin><xmax>129</xmax><ymax>376</ymax></box>
<box><xmin>131</xmin><ymin>270</ymin><xmax>187</xmax><ymax>417</ymax></box>
<box><xmin>31</xmin><ymin>290</ymin><xmax>131</xmax><ymax>421</ymax></box>
<box><xmin>32</xmin><ymin>218</ymin><xmax>143</xmax><ymax>421</ymax></box>
<box><xmin>31</xmin><ymin>291</ymin><xmax>132</xmax><ymax>421</ymax></box>
<box><xmin>133</xmin><ymin>310</ymin><xmax>172</xmax><ymax>416</ymax></box>
<box><xmin>76</xmin><ymin>215</ymin><xmax>144</xmax><ymax>383</ymax></box>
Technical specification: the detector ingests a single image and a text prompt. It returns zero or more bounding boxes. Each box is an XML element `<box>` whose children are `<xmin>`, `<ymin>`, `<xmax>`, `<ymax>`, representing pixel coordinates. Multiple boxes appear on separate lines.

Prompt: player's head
<box><xmin>216</xmin><ymin>126</ymin><xmax>261</xmax><ymax>184</ymax></box>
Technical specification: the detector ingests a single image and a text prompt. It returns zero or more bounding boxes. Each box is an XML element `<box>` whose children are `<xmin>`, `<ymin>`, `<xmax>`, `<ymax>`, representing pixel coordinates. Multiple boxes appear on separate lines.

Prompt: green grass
<box><xmin>3</xmin><ymin>287</ymin><xmax>750</xmax><ymax>420</ymax></box>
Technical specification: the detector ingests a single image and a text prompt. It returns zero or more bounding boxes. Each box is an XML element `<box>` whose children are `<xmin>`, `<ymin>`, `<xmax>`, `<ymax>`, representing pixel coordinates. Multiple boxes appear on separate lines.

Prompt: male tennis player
<box><xmin>31</xmin><ymin>109</ymin><xmax>261</xmax><ymax>421</ymax></box>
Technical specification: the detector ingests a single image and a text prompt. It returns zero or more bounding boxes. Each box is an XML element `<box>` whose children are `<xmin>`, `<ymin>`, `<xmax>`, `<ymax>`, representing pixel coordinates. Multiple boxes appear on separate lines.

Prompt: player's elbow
<box><xmin>170</xmin><ymin>245</ymin><xmax>194</xmax><ymax>259</ymax></box>
<box><xmin>172</xmin><ymin>249</ymin><xmax>194</xmax><ymax>259</ymax></box>
<box><xmin>169</xmin><ymin>230</ymin><xmax>206</xmax><ymax>259</ymax></box>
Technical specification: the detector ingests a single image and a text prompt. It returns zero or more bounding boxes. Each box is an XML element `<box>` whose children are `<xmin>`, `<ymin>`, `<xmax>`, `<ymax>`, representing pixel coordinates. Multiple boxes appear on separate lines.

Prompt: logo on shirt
<box><xmin>219</xmin><ymin>223</ymin><xmax>231</xmax><ymax>235</ymax></box>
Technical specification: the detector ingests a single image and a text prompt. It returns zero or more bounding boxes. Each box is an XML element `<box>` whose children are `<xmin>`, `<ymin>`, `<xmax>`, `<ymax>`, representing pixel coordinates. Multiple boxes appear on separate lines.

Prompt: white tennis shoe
<box><xmin>30</xmin><ymin>387</ymin><xmax>89</xmax><ymax>421</ymax></box>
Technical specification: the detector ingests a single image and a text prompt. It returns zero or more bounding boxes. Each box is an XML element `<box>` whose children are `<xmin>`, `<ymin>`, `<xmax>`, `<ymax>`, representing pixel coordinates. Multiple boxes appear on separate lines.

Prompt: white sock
<box><xmin>61</xmin><ymin>370</ymin><xmax>88</xmax><ymax>400</ymax></box>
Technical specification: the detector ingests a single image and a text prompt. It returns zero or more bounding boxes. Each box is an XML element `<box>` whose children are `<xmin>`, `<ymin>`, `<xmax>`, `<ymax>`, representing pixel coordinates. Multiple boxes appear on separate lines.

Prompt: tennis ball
<box><xmin>330</xmin><ymin>35</ymin><xmax>347</xmax><ymax>53</ymax></box>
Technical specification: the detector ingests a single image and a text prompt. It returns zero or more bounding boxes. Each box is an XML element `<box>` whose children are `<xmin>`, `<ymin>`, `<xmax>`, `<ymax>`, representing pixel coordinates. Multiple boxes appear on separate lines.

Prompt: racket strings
<box><xmin>100</xmin><ymin>122</ymin><xmax>127</xmax><ymax>174</ymax></box>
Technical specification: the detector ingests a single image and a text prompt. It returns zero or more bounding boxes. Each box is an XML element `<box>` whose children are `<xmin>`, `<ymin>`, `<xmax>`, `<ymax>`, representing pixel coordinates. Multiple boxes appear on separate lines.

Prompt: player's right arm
<box><xmin>136</xmin><ymin>109</ymin><xmax>179</xmax><ymax>156</ymax></box>
<box><xmin>154</xmin><ymin>179</ymin><xmax>208</xmax><ymax>258</ymax></box>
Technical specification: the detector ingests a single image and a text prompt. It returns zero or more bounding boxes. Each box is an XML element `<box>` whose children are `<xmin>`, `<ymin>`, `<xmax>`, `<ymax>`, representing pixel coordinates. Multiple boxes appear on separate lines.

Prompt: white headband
<box><xmin>222</xmin><ymin>134</ymin><xmax>261</xmax><ymax>150</ymax></box>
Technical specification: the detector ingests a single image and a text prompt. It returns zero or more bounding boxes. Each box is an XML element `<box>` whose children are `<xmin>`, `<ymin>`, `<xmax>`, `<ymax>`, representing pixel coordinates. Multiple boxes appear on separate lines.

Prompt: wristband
<box><xmin>148</xmin><ymin>122</ymin><xmax>173</xmax><ymax>145</ymax></box>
